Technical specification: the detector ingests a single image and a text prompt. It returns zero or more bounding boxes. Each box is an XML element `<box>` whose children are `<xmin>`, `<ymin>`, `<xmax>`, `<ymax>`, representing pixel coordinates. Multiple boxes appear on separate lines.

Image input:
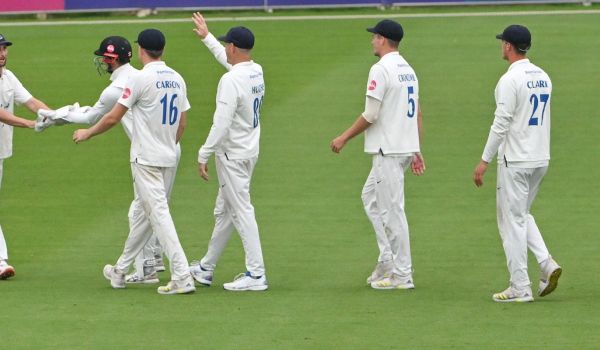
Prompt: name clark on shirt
<box><xmin>527</xmin><ymin>80</ymin><xmax>549</xmax><ymax>89</ymax></box>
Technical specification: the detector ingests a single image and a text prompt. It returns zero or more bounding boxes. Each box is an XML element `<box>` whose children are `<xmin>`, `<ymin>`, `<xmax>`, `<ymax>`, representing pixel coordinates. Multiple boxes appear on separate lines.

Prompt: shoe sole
<box><xmin>0</xmin><ymin>267</ymin><xmax>15</xmax><ymax>280</ymax></box>
<box><xmin>493</xmin><ymin>296</ymin><xmax>534</xmax><ymax>303</ymax></box>
<box><xmin>223</xmin><ymin>285</ymin><xmax>268</xmax><ymax>291</ymax></box>
<box><xmin>155</xmin><ymin>267</ymin><xmax>166</xmax><ymax>272</ymax></box>
<box><xmin>539</xmin><ymin>267</ymin><xmax>562</xmax><ymax>297</ymax></box>
<box><xmin>370</xmin><ymin>283</ymin><xmax>415</xmax><ymax>290</ymax></box>
<box><xmin>157</xmin><ymin>286</ymin><xmax>196</xmax><ymax>295</ymax></box>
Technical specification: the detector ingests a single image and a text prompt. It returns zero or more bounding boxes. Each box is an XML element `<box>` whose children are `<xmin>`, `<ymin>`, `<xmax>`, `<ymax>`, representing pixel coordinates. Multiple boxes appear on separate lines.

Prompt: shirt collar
<box><xmin>508</xmin><ymin>58</ymin><xmax>530</xmax><ymax>71</ymax></box>
<box><xmin>381</xmin><ymin>51</ymin><xmax>400</xmax><ymax>60</ymax></box>
<box><xmin>231</xmin><ymin>60</ymin><xmax>254</xmax><ymax>69</ymax></box>
<box><xmin>110</xmin><ymin>63</ymin><xmax>131</xmax><ymax>82</ymax></box>
<box><xmin>143</xmin><ymin>61</ymin><xmax>166</xmax><ymax>69</ymax></box>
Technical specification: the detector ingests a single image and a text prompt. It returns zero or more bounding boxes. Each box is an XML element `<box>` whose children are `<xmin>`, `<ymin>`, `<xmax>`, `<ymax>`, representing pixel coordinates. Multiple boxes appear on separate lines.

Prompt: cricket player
<box><xmin>36</xmin><ymin>36</ymin><xmax>171</xmax><ymax>284</ymax></box>
<box><xmin>73</xmin><ymin>29</ymin><xmax>195</xmax><ymax>295</ymax></box>
<box><xmin>0</xmin><ymin>34</ymin><xmax>51</xmax><ymax>280</ymax></box>
<box><xmin>473</xmin><ymin>25</ymin><xmax>562</xmax><ymax>303</ymax></box>
<box><xmin>330</xmin><ymin>19</ymin><xmax>425</xmax><ymax>290</ymax></box>
<box><xmin>188</xmin><ymin>13</ymin><xmax>268</xmax><ymax>291</ymax></box>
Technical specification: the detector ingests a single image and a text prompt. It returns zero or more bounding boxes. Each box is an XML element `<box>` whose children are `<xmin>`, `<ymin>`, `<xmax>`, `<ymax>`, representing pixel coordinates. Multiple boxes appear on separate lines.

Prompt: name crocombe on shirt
<box><xmin>0</xmin><ymin>68</ymin><xmax>33</xmax><ymax>159</ymax></box>
<box><xmin>363</xmin><ymin>52</ymin><xmax>420</xmax><ymax>156</ymax></box>
<box><xmin>118</xmin><ymin>61</ymin><xmax>190</xmax><ymax>168</ymax></box>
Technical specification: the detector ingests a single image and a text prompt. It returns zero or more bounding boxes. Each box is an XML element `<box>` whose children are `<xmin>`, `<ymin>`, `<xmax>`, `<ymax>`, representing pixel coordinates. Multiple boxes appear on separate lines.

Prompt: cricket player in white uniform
<box><xmin>474</xmin><ymin>25</ymin><xmax>562</xmax><ymax>303</ymax></box>
<box><xmin>188</xmin><ymin>13</ymin><xmax>268</xmax><ymax>291</ymax></box>
<box><xmin>331</xmin><ymin>20</ymin><xmax>425</xmax><ymax>290</ymax></box>
<box><xmin>36</xmin><ymin>36</ymin><xmax>171</xmax><ymax>284</ymax></box>
<box><xmin>73</xmin><ymin>29</ymin><xmax>195</xmax><ymax>295</ymax></box>
<box><xmin>0</xmin><ymin>34</ymin><xmax>51</xmax><ymax>280</ymax></box>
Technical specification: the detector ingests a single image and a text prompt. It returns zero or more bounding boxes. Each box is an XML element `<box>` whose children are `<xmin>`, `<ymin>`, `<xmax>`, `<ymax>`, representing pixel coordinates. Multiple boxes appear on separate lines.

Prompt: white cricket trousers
<box><xmin>200</xmin><ymin>155</ymin><xmax>265</xmax><ymax>277</ymax></box>
<box><xmin>0</xmin><ymin>159</ymin><xmax>7</xmax><ymax>261</ymax></box>
<box><xmin>115</xmin><ymin>163</ymin><xmax>190</xmax><ymax>280</ymax></box>
<box><xmin>496</xmin><ymin>165</ymin><xmax>551</xmax><ymax>289</ymax></box>
<box><xmin>361</xmin><ymin>154</ymin><xmax>413</xmax><ymax>277</ymax></box>
<box><xmin>130</xmin><ymin>150</ymin><xmax>180</xmax><ymax>277</ymax></box>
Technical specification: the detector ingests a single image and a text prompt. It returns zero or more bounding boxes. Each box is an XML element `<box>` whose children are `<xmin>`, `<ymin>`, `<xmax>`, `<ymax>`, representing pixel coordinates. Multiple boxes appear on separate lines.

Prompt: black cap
<box><xmin>217</xmin><ymin>27</ymin><xmax>255</xmax><ymax>50</ymax></box>
<box><xmin>0</xmin><ymin>34</ymin><xmax>13</xmax><ymax>47</ymax></box>
<box><xmin>496</xmin><ymin>25</ymin><xmax>531</xmax><ymax>52</ymax></box>
<box><xmin>136</xmin><ymin>29</ymin><xmax>165</xmax><ymax>51</ymax></box>
<box><xmin>94</xmin><ymin>36</ymin><xmax>132</xmax><ymax>61</ymax></box>
<box><xmin>367</xmin><ymin>19</ymin><xmax>404</xmax><ymax>42</ymax></box>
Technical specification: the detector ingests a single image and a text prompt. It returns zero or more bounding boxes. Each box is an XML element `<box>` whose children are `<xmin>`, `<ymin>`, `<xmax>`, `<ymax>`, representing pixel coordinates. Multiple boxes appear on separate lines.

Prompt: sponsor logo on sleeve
<box><xmin>122</xmin><ymin>88</ymin><xmax>131</xmax><ymax>99</ymax></box>
<box><xmin>368</xmin><ymin>80</ymin><xmax>377</xmax><ymax>91</ymax></box>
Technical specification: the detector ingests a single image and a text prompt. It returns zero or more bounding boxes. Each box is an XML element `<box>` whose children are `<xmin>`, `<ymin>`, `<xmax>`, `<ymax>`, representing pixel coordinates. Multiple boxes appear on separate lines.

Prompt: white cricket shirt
<box><xmin>482</xmin><ymin>59</ymin><xmax>551</xmax><ymax>167</ymax></box>
<box><xmin>0</xmin><ymin>68</ymin><xmax>33</xmax><ymax>159</ymax></box>
<box><xmin>363</xmin><ymin>52</ymin><xmax>420</xmax><ymax>155</ymax></box>
<box><xmin>118</xmin><ymin>61</ymin><xmax>190</xmax><ymax>167</ymax></box>
<box><xmin>198</xmin><ymin>60</ymin><xmax>264</xmax><ymax>163</ymax></box>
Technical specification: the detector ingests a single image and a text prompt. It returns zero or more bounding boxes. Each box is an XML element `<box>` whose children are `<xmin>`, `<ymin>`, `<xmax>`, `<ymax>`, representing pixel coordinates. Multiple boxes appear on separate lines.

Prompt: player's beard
<box><xmin>0</xmin><ymin>56</ymin><xmax>6</xmax><ymax>68</ymax></box>
<box><xmin>106</xmin><ymin>63</ymin><xmax>114</xmax><ymax>74</ymax></box>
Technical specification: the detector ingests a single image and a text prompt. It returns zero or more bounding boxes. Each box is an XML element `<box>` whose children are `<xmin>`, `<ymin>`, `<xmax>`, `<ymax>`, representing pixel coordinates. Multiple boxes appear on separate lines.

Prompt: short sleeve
<box><xmin>365</xmin><ymin>64</ymin><xmax>386</xmax><ymax>101</ymax></box>
<box><xmin>11</xmin><ymin>74</ymin><xmax>33</xmax><ymax>105</ymax></box>
<box><xmin>117</xmin><ymin>74</ymin><xmax>141</xmax><ymax>109</ymax></box>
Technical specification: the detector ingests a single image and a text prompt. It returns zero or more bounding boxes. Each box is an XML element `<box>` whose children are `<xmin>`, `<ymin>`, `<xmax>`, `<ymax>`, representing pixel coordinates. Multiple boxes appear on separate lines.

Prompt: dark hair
<box><xmin>144</xmin><ymin>48</ymin><xmax>163</xmax><ymax>59</ymax></box>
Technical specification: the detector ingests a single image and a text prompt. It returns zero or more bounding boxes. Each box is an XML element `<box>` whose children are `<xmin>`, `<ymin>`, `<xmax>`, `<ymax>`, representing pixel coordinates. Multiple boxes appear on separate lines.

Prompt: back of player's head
<box><xmin>367</xmin><ymin>19</ymin><xmax>404</xmax><ymax>46</ymax></box>
<box><xmin>496</xmin><ymin>25</ymin><xmax>531</xmax><ymax>53</ymax></box>
<box><xmin>136</xmin><ymin>29</ymin><xmax>165</xmax><ymax>58</ymax></box>
<box><xmin>95</xmin><ymin>36</ymin><xmax>132</xmax><ymax>63</ymax></box>
<box><xmin>217</xmin><ymin>27</ymin><xmax>255</xmax><ymax>50</ymax></box>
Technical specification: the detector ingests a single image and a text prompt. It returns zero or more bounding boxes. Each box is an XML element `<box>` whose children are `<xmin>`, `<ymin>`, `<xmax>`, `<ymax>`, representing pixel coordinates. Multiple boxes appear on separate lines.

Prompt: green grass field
<box><xmin>1</xmin><ymin>6</ymin><xmax>599</xmax><ymax>349</ymax></box>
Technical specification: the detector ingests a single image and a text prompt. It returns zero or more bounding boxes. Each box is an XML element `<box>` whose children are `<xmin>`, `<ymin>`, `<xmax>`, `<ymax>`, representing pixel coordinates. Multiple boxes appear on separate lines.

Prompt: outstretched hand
<box><xmin>73</xmin><ymin>129</ymin><xmax>91</xmax><ymax>144</ymax></box>
<box><xmin>192</xmin><ymin>12</ymin><xmax>209</xmax><ymax>39</ymax></box>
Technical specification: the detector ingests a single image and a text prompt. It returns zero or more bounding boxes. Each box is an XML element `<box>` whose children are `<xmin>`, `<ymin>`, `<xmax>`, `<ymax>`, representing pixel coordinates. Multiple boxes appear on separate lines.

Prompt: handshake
<box><xmin>35</xmin><ymin>103</ymin><xmax>91</xmax><ymax>132</ymax></box>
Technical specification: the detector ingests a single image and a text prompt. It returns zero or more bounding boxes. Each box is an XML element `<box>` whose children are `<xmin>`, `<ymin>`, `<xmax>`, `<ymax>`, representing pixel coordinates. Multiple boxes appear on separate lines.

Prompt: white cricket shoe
<box><xmin>223</xmin><ymin>272</ymin><xmax>268</xmax><ymax>291</ymax></box>
<box><xmin>0</xmin><ymin>262</ymin><xmax>15</xmax><ymax>280</ymax></box>
<box><xmin>189</xmin><ymin>261</ymin><xmax>213</xmax><ymax>286</ymax></box>
<box><xmin>126</xmin><ymin>271</ymin><xmax>159</xmax><ymax>284</ymax></box>
<box><xmin>103</xmin><ymin>264</ymin><xmax>125</xmax><ymax>289</ymax></box>
<box><xmin>366</xmin><ymin>260</ymin><xmax>393</xmax><ymax>285</ymax></box>
<box><xmin>157</xmin><ymin>276</ymin><xmax>196</xmax><ymax>295</ymax></box>
<box><xmin>370</xmin><ymin>273</ymin><xmax>414</xmax><ymax>290</ymax></box>
<box><xmin>538</xmin><ymin>257</ymin><xmax>562</xmax><ymax>297</ymax></box>
<box><xmin>492</xmin><ymin>285</ymin><xmax>534</xmax><ymax>303</ymax></box>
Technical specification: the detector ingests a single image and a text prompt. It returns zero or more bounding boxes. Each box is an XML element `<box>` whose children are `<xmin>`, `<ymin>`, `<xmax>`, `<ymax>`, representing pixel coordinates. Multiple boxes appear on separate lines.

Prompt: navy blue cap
<box><xmin>367</xmin><ymin>19</ymin><xmax>404</xmax><ymax>42</ymax></box>
<box><xmin>218</xmin><ymin>27</ymin><xmax>255</xmax><ymax>50</ymax></box>
<box><xmin>496</xmin><ymin>25</ymin><xmax>531</xmax><ymax>52</ymax></box>
<box><xmin>0</xmin><ymin>34</ymin><xmax>13</xmax><ymax>47</ymax></box>
<box><xmin>136</xmin><ymin>29</ymin><xmax>165</xmax><ymax>51</ymax></box>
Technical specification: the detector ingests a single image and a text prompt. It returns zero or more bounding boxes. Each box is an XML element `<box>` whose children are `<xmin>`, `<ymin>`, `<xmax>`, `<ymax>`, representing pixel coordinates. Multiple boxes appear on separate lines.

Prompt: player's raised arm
<box><xmin>192</xmin><ymin>12</ymin><xmax>232</xmax><ymax>70</ymax></box>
